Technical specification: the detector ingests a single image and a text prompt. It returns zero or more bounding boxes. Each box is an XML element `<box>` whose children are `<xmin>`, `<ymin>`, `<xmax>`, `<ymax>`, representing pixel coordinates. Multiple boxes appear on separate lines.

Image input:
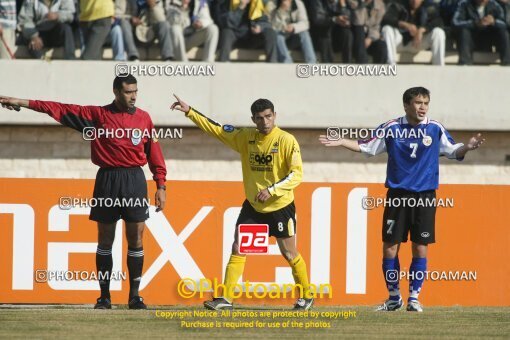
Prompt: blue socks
<box><xmin>409</xmin><ymin>257</ymin><xmax>427</xmax><ymax>302</ymax></box>
<box><xmin>383</xmin><ymin>256</ymin><xmax>428</xmax><ymax>302</ymax></box>
<box><xmin>382</xmin><ymin>257</ymin><xmax>401</xmax><ymax>301</ymax></box>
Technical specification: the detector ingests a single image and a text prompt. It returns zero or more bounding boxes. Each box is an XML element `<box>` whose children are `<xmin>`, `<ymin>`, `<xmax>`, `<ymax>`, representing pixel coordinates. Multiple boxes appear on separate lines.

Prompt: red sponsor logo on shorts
<box><xmin>238</xmin><ymin>224</ymin><xmax>269</xmax><ymax>254</ymax></box>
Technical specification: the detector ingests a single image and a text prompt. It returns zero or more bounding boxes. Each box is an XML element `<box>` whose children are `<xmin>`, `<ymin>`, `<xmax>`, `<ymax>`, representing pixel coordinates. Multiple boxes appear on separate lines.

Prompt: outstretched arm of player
<box><xmin>454</xmin><ymin>133</ymin><xmax>485</xmax><ymax>159</ymax></box>
<box><xmin>171</xmin><ymin>94</ymin><xmax>242</xmax><ymax>152</ymax></box>
<box><xmin>170</xmin><ymin>94</ymin><xmax>190</xmax><ymax>113</ymax></box>
<box><xmin>1</xmin><ymin>95</ymin><xmax>98</xmax><ymax>132</ymax></box>
<box><xmin>319</xmin><ymin>135</ymin><xmax>361</xmax><ymax>152</ymax></box>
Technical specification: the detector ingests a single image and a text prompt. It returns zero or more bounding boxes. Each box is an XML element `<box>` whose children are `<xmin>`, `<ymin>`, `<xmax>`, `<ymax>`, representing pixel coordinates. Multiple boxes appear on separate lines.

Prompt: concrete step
<box><xmin>12</xmin><ymin>45</ymin><xmax>501</xmax><ymax>64</ymax></box>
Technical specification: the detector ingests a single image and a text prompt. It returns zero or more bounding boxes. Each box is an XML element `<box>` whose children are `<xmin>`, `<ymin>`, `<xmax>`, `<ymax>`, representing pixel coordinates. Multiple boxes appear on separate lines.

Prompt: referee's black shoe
<box><xmin>94</xmin><ymin>296</ymin><xmax>112</xmax><ymax>309</ymax></box>
<box><xmin>293</xmin><ymin>298</ymin><xmax>314</xmax><ymax>310</ymax></box>
<box><xmin>204</xmin><ymin>297</ymin><xmax>233</xmax><ymax>310</ymax></box>
<box><xmin>128</xmin><ymin>296</ymin><xmax>147</xmax><ymax>310</ymax></box>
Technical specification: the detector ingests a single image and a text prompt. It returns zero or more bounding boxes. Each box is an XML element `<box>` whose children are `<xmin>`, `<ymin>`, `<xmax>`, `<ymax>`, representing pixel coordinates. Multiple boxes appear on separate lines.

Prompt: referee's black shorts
<box><xmin>89</xmin><ymin>167</ymin><xmax>149</xmax><ymax>224</ymax></box>
<box><xmin>236</xmin><ymin>200</ymin><xmax>297</xmax><ymax>238</ymax></box>
<box><xmin>382</xmin><ymin>189</ymin><xmax>436</xmax><ymax>245</ymax></box>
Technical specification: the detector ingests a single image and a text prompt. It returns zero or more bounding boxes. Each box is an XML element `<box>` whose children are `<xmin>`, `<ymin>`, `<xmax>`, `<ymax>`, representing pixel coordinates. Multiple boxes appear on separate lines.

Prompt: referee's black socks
<box><xmin>127</xmin><ymin>247</ymin><xmax>144</xmax><ymax>299</ymax></box>
<box><xmin>96</xmin><ymin>246</ymin><xmax>113</xmax><ymax>298</ymax></box>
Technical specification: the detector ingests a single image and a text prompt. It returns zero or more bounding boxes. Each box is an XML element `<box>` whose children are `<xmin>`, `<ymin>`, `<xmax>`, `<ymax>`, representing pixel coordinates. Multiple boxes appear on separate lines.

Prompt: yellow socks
<box><xmin>221</xmin><ymin>254</ymin><xmax>311</xmax><ymax>302</ymax></box>
<box><xmin>289</xmin><ymin>254</ymin><xmax>313</xmax><ymax>299</ymax></box>
<box><xmin>223</xmin><ymin>254</ymin><xmax>246</xmax><ymax>302</ymax></box>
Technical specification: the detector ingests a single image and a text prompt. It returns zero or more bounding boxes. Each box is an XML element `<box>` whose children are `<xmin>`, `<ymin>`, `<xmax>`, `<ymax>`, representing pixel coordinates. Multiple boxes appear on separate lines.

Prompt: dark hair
<box><xmin>113</xmin><ymin>74</ymin><xmax>137</xmax><ymax>91</ymax></box>
<box><xmin>250</xmin><ymin>99</ymin><xmax>274</xmax><ymax>115</ymax></box>
<box><xmin>403</xmin><ymin>87</ymin><xmax>430</xmax><ymax>104</ymax></box>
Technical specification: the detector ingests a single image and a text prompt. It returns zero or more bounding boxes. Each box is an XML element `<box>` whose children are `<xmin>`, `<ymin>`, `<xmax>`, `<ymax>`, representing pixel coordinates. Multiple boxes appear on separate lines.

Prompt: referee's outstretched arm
<box><xmin>0</xmin><ymin>96</ymin><xmax>98</xmax><ymax>132</ymax></box>
<box><xmin>0</xmin><ymin>97</ymin><xmax>28</xmax><ymax>111</ymax></box>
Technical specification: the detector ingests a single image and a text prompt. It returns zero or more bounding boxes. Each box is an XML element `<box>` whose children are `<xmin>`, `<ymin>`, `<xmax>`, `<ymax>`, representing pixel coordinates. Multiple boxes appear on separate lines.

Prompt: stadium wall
<box><xmin>0</xmin><ymin>127</ymin><xmax>508</xmax><ymax>183</ymax></box>
<box><xmin>1</xmin><ymin>60</ymin><xmax>510</xmax><ymax>130</ymax></box>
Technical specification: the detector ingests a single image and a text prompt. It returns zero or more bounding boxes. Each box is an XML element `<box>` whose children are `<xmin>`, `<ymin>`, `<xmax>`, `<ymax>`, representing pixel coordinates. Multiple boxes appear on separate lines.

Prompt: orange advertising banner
<box><xmin>0</xmin><ymin>179</ymin><xmax>508</xmax><ymax>306</ymax></box>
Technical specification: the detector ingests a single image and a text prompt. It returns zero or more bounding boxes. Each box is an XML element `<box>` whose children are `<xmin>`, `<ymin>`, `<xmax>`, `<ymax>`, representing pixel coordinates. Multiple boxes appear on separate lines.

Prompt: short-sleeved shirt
<box><xmin>358</xmin><ymin>116</ymin><xmax>463</xmax><ymax>192</ymax></box>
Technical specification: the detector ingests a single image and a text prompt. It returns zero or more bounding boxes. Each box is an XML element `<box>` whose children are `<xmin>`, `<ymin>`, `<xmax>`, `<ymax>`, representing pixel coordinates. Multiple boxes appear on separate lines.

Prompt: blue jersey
<box><xmin>358</xmin><ymin>116</ymin><xmax>464</xmax><ymax>192</ymax></box>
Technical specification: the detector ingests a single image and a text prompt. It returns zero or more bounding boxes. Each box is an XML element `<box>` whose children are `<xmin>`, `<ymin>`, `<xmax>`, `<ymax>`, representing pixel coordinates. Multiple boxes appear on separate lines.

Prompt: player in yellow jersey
<box><xmin>171</xmin><ymin>95</ymin><xmax>313</xmax><ymax>310</ymax></box>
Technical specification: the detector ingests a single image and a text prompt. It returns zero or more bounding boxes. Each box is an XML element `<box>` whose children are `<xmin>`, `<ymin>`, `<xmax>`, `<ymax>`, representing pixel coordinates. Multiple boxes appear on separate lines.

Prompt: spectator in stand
<box><xmin>453</xmin><ymin>0</ymin><xmax>510</xmax><ymax>65</ymax></box>
<box><xmin>307</xmin><ymin>0</ymin><xmax>333</xmax><ymax>62</ymax></box>
<box><xmin>350</xmin><ymin>0</ymin><xmax>387</xmax><ymax>63</ymax></box>
<box><xmin>117</xmin><ymin>0</ymin><xmax>174</xmax><ymax>61</ymax></box>
<box><xmin>110</xmin><ymin>1</ymin><xmax>126</xmax><ymax>61</ymax></box>
<box><xmin>440</xmin><ymin>0</ymin><xmax>462</xmax><ymax>26</ymax></box>
<box><xmin>382</xmin><ymin>0</ymin><xmax>446</xmax><ymax>65</ymax></box>
<box><xmin>74</xmin><ymin>0</ymin><xmax>125</xmax><ymax>61</ymax></box>
<box><xmin>307</xmin><ymin>0</ymin><xmax>354</xmax><ymax>63</ymax></box>
<box><xmin>167</xmin><ymin>0</ymin><xmax>219</xmax><ymax>62</ymax></box>
<box><xmin>496</xmin><ymin>0</ymin><xmax>510</xmax><ymax>32</ymax></box>
<box><xmin>0</xmin><ymin>0</ymin><xmax>17</xmax><ymax>59</ymax></box>
<box><xmin>110</xmin><ymin>21</ymin><xmax>126</xmax><ymax>61</ymax></box>
<box><xmin>214</xmin><ymin>0</ymin><xmax>277</xmax><ymax>62</ymax></box>
<box><xmin>18</xmin><ymin>0</ymin><xmax>76</xmax><ymax>59</ymax></box>
<box><xmin>268</xmin><ymin>0</ymin><xmax>317</xmax><ymax>63</ymax></box>
<box><xmin>80</xmin><ymin>0</ymin><xmax>115</xmax><ymax>60</ymax></box>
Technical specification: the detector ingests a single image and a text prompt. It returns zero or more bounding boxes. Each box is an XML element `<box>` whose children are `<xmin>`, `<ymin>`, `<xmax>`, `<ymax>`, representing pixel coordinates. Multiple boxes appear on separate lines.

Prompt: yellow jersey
<box><xmin>186</xmin><ymin>108</ymin><xmax>303</xmax><ymax>213</ymax></box>
<box><xmin>80</xmin><ymin>0</ymin><xmax>114</xmax><ymax>22</ymax></box>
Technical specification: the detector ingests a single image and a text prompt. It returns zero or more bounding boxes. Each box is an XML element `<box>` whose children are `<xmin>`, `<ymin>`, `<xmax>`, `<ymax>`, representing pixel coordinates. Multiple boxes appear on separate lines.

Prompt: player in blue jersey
<box><xmin>319</xmin><ymin>87</ymin><xmax>484</xmax><ymax>312</ymax></box>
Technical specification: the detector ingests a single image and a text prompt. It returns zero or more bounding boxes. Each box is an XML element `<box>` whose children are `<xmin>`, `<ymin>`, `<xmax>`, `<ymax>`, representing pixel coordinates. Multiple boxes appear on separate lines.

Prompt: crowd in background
<box><xmin>1</xmin><ymin>0</ymin><xmax>509</xmax><ymax>65</ymax></box>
